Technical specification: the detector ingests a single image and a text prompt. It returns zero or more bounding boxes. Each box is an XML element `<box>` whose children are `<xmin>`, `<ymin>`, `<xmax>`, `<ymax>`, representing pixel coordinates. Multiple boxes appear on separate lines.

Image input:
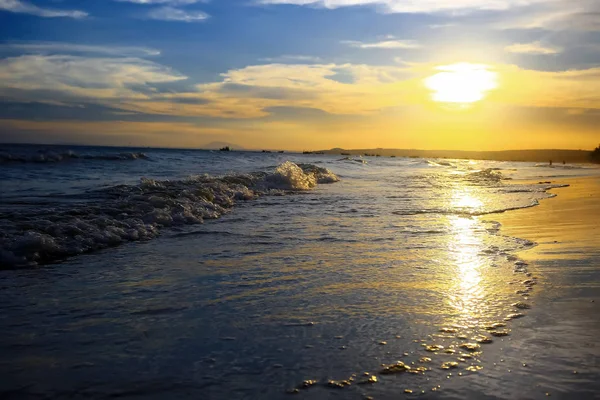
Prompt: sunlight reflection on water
<box><xmin>0</xmin><ymin>154</ymin><xmax>574</xmax><ymax>399</ymax></box>
<box><xmin>448</xmin><ymin>215</ymin><xmax>485</xmax><ymax>327</ymax></box>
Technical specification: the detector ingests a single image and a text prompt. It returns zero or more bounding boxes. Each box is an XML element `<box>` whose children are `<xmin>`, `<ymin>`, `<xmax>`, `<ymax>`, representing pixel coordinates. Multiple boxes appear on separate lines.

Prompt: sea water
<box><xmin>1</xmin><ymin>144</ymin><xmax>599</xmax><ymax>399</ymax></box>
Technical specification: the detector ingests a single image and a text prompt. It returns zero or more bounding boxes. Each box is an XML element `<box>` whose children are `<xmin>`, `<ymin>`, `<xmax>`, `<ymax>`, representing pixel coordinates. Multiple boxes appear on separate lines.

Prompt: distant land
<box><xmin>315</xmin><ymin>148</ymin><xmax>595</xmax><ymax>163</ymax></box>
<box><xmin>1</xmin><ymin>141</ymin><xmax>595</xmax><ymax>163</ymax></box>
<box><xmin>202</xmin><ymin>141</ymin><xmax>246</xmax><ymax>150</ymax></box>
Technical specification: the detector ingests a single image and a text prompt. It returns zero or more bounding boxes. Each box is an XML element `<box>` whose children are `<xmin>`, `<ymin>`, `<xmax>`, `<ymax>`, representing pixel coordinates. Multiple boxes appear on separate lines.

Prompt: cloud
<box><xmin>146</xmin><ymin>6</ymin><xmax>209</xmax><ymax>21</ymax></box>
<box><xmin>257</xmin><ymin>0</ymin><xmax>547</xmax><ymax>14</ymax></box>
<box><xmin>0</xmin><ymin>0</ymin><xmax>87</xmax><ymax>18</ymax></box>
<box><xmin>343</xmin><ymin>39</ymin><xmax>420</xmax><ymax>49</ymax></box>
<box><xmin>429</xmin><ymin>23</ymin><xmax>456</xmax><ymax>29</ymax></box>
<box><xmin>2</xmin><ymin>47</ymin><xmax>600</xmax><ymax>123</ymax></box>
<box><xmin>259</xmin><ymin>55</ymin><xmax>322</xmax><ymax>63</ymax></box>
<box><xmin>0</xmin><ymin>55</ymin><xmax>186</xmax><ymax>104</ymax></box>
<box><xmin>505</xmin><ymin>41</ymin><xmax>561</xmax><ymax>55</ymax></box>
<box><xmin>0</xmin><ymin>42</ymin><xmax>160</xmax><ymax>57</ymax></box>
<box><xmin>116</xmin><ymin>0</ymin><xmax>201</xmax><ymax>4</ymax></box>
<box><xmin>258</xmin><ymin>0</ymin><xmax>599</xmax><ymax>33</ymax></box>
<box><xmin>492</xmin><ymin>0</ymin><xmax>600</xmax><ymax>31</ymax></box>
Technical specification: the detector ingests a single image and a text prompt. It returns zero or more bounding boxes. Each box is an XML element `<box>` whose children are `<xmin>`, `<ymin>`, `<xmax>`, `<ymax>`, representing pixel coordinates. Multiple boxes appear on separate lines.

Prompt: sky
<box><xmin>0</xmin><ymin>0</ymin><xmax>599</xmax><ymax>150</ymax></box>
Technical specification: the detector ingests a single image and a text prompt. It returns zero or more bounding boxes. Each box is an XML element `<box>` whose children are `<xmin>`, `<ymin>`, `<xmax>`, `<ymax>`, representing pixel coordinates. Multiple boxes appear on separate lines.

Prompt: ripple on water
<box><xmin>380</xmin><ymin>361</ymin><xmax>411</xmax><ymax>374</ymax></box>
<box><xmin>505</xmin><ymin>312</ymin><xmax>526</xmax><ymax>320</ymax></box>
<box><xmin>358</xmin><ymin>375</ymin><xmax>378</xmax><ymax>384</ymax></box>
<box><xmin>473</xmin><ymin>335</ymin><xmax>493</xmax><ymax>344</ymax></box>
<box><xmin>459</xmin><ymin>343</ymin><xmax>481</xmax><ymax>351</ymax></box>
<box><xmin>301</xmin><ymin>380</ymin><xmax>317</xmax><ymax>388</ymax></box>
<box><xmin>423</xmin><ymin>344</ymin><xmax>445</xmax><ymax>352</ymax></box>
<box><xmin>441</xmin><ymin>361</ymin><xmax>459</xmax><ymax>370</ymax></box>
<box><xmin>327</xmin><ymin>378</ymin><xmax>353</xmax><ymax>388</ymax></box>
<box><xmin>512</xmin><ymin>301</ymin><xmax>531</xmax><ymax>309</ymax></box>
<box><xmin>482</xmin><ymin>322</ymin><xmax>507</xmax><ymax>330</ymax></box>
<box><xmin>439</xmin><ymin>327</ymin><xmax>458</xmax><ymax>333</ymax></box>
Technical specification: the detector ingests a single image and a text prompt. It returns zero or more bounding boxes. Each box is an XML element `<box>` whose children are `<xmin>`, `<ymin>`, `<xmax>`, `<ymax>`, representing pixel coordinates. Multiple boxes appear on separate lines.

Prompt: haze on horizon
<box><xmin>0</xmin><ymin>0</ymin><xmax>599</xmax><ymax>151</ymax></box>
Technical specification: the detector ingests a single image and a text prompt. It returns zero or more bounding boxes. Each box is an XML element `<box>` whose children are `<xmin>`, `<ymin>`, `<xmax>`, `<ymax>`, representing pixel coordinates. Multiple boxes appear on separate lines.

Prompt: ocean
<box><xmin>1</xmin><ymin>144</ymin><xmax>599</xmax><ymax>399</ymax></box>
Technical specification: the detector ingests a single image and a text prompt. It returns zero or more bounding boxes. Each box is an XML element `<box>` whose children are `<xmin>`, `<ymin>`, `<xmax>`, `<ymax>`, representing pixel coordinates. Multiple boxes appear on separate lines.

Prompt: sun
<box><xmin>425</xmin><ymin>63</ymin><xmax>498</xmax><ymax>105</ymax></box>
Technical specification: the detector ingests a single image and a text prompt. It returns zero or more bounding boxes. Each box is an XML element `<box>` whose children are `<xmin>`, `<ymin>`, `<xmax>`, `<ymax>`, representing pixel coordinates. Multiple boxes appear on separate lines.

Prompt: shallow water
<box><xmin>1</xmin><ymin>144</ymin><xmax>599</xmax><ymax>399</ymax></box>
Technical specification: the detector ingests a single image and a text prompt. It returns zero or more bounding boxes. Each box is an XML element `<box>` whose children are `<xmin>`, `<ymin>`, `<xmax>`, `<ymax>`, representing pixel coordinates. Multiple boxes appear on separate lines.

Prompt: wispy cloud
<box><xmin>146</xmin><ymin>6</ymin><xmax>209</xmax><ymax>22</ymax></box>
<box><xmin>429</xmin><ymin>23</ymin><xmax>456</xmax><ymax>29</ymax></box>
<box><xmin>259</xmin><ymin>55</ymin><xmax>322</xmax><ymax>63</ymax></box>
<box><xmin>116</xmin><ymin>0</ymin><xmax>202</xmax><ymax>4</ymax></box>
<box><xmin>505</xmin><ymin>41</ymin><xmax>560</xmax><ymax>55</ymax></box>
<box><xmin>0</xmin><ymin>42</ymin><xmax>160</xmax><ymax>57</ymax></box>
<box><xmin>492</xmin><ymin>0</ymin><xmax>600</xmax><ymax>31</ymax></box>
<box><xmin>0</xmin><ymin>55</ymin><xmax>186</xmax><ymax>104</ymax></box>
<box><xmin>257</xmin><ymin>0</ymin><xmax>547</xmax><ymax>14</ymax></box>
<box><xmin>0</xmin><ymin>0</ymin><xmax>87</xmax><ymax>18</ymax></box>
<box><xmin>343</xmin><ymin>39</ymin><xmax>420</xmax><ymax>49</ymax></box>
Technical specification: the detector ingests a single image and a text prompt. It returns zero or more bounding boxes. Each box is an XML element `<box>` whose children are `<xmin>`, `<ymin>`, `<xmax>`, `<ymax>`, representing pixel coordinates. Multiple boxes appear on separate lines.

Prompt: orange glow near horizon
<box><xmin>1</xmin><ymin>58</ymin><xmax>598</xmax><ymax>151</ymax></box>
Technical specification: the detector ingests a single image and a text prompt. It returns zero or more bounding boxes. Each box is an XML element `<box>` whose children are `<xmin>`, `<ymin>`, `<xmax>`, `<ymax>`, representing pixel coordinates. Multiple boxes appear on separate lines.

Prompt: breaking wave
<box><xmin>465</xmin><ymin>168</ymin><xmax>509</xmax><ymax>184</ymax></box>
<box><xmin>0</xmin><ymin>162</ymin><xmax>339</xmax><ymax>268</ymax></box>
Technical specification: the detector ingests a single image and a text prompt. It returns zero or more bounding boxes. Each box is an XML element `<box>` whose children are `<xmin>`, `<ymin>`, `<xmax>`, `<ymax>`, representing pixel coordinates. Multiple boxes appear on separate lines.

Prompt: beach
<box><xmin>0</xmin><ymin>146</ymin><xmax>599</xmax><ymax>399</ymax></box>
<box><xmin>474</xmin><ymin>176</ymin><xmax>600</xmax><ymax>399</ymax></box>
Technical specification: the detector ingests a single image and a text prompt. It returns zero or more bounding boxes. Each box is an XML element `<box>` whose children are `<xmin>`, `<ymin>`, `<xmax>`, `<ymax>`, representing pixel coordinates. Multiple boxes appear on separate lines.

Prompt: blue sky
<box><xmin>0</xmin><ymin>0</ymin><xmax>599</xmax><ymax>149</ymax></box>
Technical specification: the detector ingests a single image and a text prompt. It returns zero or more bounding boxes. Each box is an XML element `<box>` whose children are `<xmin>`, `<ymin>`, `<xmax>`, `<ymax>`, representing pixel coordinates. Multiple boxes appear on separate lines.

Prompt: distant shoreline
<box><xmin>314</xmin><ymin>148</ymin><xmax>595</xmax><ymax>163</ymax></box>
<box><xmin>0</xmin><ymin>142</ymin><xmax>595</xmax><ymax>163</ymax></box>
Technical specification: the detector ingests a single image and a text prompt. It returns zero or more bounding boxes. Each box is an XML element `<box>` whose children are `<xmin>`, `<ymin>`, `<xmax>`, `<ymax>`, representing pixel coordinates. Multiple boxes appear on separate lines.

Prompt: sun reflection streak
<box><xmin>444</xmin><ymin>186</ymin><xmax>490</xmax><ymax>327</ymax></box>
<box><xmin>448</xmin><ymin>216</ymin><xmax>484</xmax><ymax>323</ymax></box>
<box><xmin>453</xmin><ymin>187</ymin><xmax>483</xmax><ymax>213</ymax></box>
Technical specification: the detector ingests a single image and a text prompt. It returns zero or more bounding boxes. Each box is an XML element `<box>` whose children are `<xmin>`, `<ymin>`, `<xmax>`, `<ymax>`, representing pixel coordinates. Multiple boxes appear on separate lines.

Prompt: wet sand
<box><xmin>494</xmin><ymin>176</ymin><xmax>600</xmax><ymax>262</ymax></box>
<box><xmin>464</xmin><ymin>176</ymin><xmax>600</xmax><ymax>399</ymax></box>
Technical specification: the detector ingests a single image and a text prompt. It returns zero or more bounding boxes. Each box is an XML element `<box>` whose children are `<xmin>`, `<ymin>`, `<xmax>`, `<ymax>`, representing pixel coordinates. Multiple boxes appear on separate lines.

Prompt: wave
<box><xmin>426</xmin><ymin>160</ymin><xmax>455</xmax><ymax>167</ymax></box>
<box><xmin>464</xmin><ymin>168</ymin><xmax>507</xmax><ymax>184</ymax></box>
<box><xmin>337</xmin><ymin>157</ymin><xmax>368</xmax><ymax>164</ymax></box>
<box><xmin>391</xmin><ymin>201</ymin><xmax>541</xmax><ymax>217</ymax></box>
<box><xmin>533</xmin><ymin>163</ymin><xmax>584</xmax><ymax>169</ymax></box>
<box><xmin>0</xmin><ymin>150</ymin><xmax>150</xmax><ymax>164</ymax></box>
<box><xmin>0</xmin><ymin>162</ymin><xmax>339</xmax><ymax>268</ymax></box>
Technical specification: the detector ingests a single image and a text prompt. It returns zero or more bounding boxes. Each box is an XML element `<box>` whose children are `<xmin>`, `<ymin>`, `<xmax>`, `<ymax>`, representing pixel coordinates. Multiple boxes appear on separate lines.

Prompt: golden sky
<box><xmin>1</xmin><ymin>0</ymin><xmax>599</xmax><ymax>150</ymax></box>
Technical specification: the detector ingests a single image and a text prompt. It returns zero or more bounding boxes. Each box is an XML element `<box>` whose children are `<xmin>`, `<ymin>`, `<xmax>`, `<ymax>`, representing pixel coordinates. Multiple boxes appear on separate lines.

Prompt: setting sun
<box><xmin>425</xmin><ymin>63</ymin><xmax>498</xmax><ymax>105</ymax></box>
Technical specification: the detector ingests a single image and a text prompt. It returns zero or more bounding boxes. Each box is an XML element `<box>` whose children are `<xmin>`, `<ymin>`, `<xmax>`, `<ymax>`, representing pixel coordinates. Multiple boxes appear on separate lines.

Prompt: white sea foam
<box><xmin>0</xmin><ymin>162</ymin><xmax>339</xmax><ymax>268</ymax></box>
<box><xmin>267</xmin><ymin>161</ymin><xmax>317</xmax><ymax>190</ymax></box>
<box><xmin>466</xmin><ymin>168</ymin><xmax>505</xmax><ymax>183</ymax></box>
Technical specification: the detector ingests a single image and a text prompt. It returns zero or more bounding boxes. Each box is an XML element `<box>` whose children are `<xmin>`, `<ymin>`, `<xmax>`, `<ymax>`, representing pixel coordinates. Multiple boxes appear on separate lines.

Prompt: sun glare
<box><xmin>425</xmin><ymin>63</ymin><xmax>498</xmax><ymax>105</ymax></box>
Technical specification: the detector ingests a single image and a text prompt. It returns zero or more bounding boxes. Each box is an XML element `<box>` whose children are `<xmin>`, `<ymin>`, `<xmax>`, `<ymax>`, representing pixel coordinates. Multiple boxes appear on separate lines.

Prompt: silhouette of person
<box><xmin>549</xmin><ymin>160</ymin><xmax>553</xmax><ymax>166</ymax></box>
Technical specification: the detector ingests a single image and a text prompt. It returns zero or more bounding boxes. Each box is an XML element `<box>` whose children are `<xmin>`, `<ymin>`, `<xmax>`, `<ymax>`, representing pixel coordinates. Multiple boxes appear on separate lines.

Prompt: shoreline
<box><xmin>472</xmin><ymin>176</ymin><xmax>600</xmax><ymax>398</ymax></box>
<box><xmin>493</xmin><ymin>176</ymin><xmax>600</xmax><ymax>263</ymax></box>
